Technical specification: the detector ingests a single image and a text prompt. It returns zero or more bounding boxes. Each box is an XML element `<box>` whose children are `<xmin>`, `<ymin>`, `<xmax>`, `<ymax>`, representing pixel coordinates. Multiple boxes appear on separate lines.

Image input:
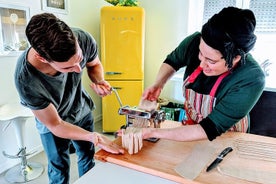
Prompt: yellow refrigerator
<box><xmin>100</xmin><ymin>6</ymin><xmax>145</xmax><ymax>132</ymax></box>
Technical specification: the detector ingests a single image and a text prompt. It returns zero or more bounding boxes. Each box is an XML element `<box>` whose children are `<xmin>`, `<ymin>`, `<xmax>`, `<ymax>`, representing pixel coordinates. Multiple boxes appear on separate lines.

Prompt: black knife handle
<box><xmin>218</xmin><ymin>147</ymin><xmax>233</xmax><ymax>158</ymax></box>
<box><xmin>206</xmin><ymin>147</ymin><xmax>233</xmax><ymax>172</ymax></box>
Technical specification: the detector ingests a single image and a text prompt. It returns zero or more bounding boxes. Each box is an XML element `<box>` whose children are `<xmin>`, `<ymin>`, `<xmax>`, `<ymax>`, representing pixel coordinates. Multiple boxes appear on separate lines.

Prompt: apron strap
<box><xmin>187</xmin><ymin>66</ymin><xmax>203</xmax><ymax>83</ymax></box>
<box><xmin>210</xmin><ymin>71</ymin><xmax>230</xmax><ymax>97</ymax></box>
<box><xmin>186</xmin><ymin>66</ymin><xmax>230</xmax><ymax>97</ymax></box>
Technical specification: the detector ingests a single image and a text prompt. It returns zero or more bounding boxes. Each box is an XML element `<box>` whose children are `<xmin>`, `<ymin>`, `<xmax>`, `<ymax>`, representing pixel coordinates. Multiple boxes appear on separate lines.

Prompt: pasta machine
<box><xmin>118</xmin><ymin>105</ymin><xmax>165</xmax><ymax>142</ymax></box>
<box><xmin>112</xmin><ymin>87</ymin><xmax>166</xmax><ymax>142</ymax></box>
<box><xmin>118</xmin><ymin>105</ymin><xmax>166</xmax><ymax>128</ymax></box>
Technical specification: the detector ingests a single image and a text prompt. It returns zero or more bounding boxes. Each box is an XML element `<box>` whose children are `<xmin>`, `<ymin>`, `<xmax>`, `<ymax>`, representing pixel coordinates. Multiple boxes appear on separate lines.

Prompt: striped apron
<box><xmin>182</xmin><ymin>66</ymin><xmax>248</xmax><ymax>132</ymax></box>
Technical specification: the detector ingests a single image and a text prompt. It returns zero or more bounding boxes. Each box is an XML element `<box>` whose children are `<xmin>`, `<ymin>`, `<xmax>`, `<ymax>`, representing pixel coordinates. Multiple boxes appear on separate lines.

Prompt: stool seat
<box><xmin>1</xmin><ymin>102</ymin><xmax>44</xmax><ymax>183</ymax></box>
<box><xmin>0</xmin><ymin>102</ymin><xmax>33</xmax><ymax>121</ymax></box>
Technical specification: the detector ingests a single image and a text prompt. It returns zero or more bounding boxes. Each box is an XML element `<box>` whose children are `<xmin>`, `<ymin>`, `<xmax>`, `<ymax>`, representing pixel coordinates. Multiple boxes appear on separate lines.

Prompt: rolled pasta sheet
<box><xmin>121</xmin><ymin>129</ymin><xmax>127</xmax><ymax>149</ymax></box>
<box><xmin>134</xmin><ymin>131</ymin><xmax>139</xmax><ymax>154</ymax></box>
<box><xmin>121</xmin><ymin>127</ymin><xmax>143</xmax><ymax>155</ymax></box>
<box><xmin>133</xmin><ymin>117</ymin><xmax>149</xmax><ymax>128</ymax></box>
<box><xmin>128</xmin><ymin>131</ymin><xmax>134</xmax><ymax>155</ymax></box>
<box><xmin>138</xmin><ymin>129</ymin><xmax>143</xmax><ymax>150</ymax></box>
<box><xmin>134</xmin><ymin>127</ymin><xmax>143</xmax><ymax>154</ymax></box>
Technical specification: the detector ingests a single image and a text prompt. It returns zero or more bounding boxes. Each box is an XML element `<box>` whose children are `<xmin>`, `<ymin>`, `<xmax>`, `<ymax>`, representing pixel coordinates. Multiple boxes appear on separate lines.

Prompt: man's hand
<box><xmin>90</xmin><ymin>80</ymin><xmax>112</xmax><ymax>97</ymax></box>
<box><xmin>94</xmin><ymin>132</ymin><xmax>124</xmax><ymax>154</ymax></box>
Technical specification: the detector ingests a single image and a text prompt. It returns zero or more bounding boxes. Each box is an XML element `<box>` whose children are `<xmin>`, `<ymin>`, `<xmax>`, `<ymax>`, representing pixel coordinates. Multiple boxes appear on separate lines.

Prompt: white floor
<box><xmin>0</xmin><ymin>120</ymin><xmax>115</xmax><ymax>184</ymax></box>
<box><xmin>0</xmin><ymin>151</ymin><xmax>80</xmax><ymax>184</ymax></box>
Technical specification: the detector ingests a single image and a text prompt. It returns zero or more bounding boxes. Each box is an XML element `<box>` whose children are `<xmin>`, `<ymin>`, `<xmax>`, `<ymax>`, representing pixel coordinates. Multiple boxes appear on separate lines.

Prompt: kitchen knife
<box><xmin>206</xmin><ymin>147</ymin><xmax>233</xmax><ymax>172</ymax></box>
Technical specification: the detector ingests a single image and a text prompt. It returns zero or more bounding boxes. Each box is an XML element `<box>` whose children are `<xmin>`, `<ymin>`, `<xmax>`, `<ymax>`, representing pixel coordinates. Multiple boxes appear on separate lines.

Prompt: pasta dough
<box><xmin>138</xmin><ymin>99</ymin><xmax>157</xmax><ymax>112</ymax></box>
<box><xmin>122</xmin><ymin>127</ymin><xmax>143</xmax><ymax>155</ymax></box>
<box><xmin>132</xmin><ymin>117</ymin><xmax>149</xmax><ymax>128</ymax></box>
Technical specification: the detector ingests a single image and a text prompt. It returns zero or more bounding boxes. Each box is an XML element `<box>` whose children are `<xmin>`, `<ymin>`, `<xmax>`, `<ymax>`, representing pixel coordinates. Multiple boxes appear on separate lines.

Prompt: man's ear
<box><xmin>35</xmin><ymin>53</ymin><xmax>48</xmax><ymax>63</ymax></box>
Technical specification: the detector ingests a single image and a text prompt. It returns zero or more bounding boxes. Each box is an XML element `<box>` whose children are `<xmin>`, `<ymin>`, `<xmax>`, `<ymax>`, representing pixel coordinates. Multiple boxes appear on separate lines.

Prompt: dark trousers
<box><xmin>40</xmin><ymin>113</ymin><xmax>95</xmax><ymax>184</ymax></box>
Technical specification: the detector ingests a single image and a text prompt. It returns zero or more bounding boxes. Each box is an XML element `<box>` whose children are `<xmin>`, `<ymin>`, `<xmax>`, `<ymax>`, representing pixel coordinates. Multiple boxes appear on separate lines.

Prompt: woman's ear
<box><xmin>232</xmin><ymin>55</ymin><xmax>241</xmax><ymax>66</ymax></box>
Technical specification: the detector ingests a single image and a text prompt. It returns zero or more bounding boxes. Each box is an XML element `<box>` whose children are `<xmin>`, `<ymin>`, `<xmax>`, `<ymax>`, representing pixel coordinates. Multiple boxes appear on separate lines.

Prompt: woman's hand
<box><xmin>141</xmin><ymin>85</ymin><xmax>162</xmax><ymax>102</ymax></box>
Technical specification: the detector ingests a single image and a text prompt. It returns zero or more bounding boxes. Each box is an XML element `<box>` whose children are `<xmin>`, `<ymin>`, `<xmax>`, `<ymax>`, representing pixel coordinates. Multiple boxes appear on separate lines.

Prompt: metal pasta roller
<box><xmin>118</xmin><ymin>105</ymin><xmax>166</xmax><ymax>128</ymax></box>
<box><xmin>112</xmin><ymin>87</ymin><xmax>165</xmax><ymax>142</ymax></box>
<box><xmin>118</xmin><ymin>106</ymin><xmax>166</xmax><ymax>142</ymax></box>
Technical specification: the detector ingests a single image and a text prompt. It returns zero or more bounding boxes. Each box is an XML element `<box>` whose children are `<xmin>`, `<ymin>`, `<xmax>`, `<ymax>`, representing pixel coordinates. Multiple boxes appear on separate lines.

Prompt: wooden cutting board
<box><xmin>95</xmin><ymin>132</ymin><xmax>275</xmax><ymax>184</ymax></box>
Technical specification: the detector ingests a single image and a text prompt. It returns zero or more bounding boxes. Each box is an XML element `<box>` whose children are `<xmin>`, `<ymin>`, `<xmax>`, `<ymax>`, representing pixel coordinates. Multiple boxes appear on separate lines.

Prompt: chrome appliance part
<box><xmin>111</xmin><ymin>87</ymin><xmax>123</xmax><ymax>107</ymax></box>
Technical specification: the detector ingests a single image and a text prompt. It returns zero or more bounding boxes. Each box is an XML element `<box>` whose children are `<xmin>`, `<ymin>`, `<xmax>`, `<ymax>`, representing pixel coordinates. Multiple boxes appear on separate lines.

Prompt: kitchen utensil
<box><xmin>206</xmin><ymin>147</ymin><xmax>233</xmax><ymax>172</ymax></box>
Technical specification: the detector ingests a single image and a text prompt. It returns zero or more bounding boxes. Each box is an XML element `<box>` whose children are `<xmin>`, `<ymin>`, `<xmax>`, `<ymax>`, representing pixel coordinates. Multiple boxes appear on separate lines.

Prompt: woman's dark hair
<box><xmin>26</xmin><ymin>13</ymin><xmax>76</xmax><ymax>62</ymax></box>
<box><xmin>201</xmin><ymin>7</ymin><xmax>257</xmax><ymax>68</ymax></box>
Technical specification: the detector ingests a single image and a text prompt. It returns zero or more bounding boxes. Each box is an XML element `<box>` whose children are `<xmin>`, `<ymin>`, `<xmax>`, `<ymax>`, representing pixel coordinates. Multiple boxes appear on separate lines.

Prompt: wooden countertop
<box><xmin>95</xmin><ymin>131</ymin><xmax>276</xmax><ymax>184</ymax></box>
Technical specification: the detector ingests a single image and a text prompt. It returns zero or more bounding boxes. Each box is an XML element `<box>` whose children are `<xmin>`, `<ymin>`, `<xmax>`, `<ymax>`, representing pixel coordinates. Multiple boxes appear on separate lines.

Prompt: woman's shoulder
<box><xmin>178</xmin><ymin>32</ymin><xmax>201</xmax><ymax>48</ymax></box>
<box><xmin>227</xmin><ymin>53</ymin><xmax>265</xmax><ymax>88</ymax></box>
<box><xmin>240</xmin><ymin>53</ymin><xmax>265</xmax><ymax>78</ymax></box>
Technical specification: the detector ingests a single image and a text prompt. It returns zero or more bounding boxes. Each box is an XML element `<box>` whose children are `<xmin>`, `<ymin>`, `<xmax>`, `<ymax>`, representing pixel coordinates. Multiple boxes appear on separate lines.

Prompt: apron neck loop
<box><xmin>186</xmin><ymin>66</ymin><xmax>231</xmax><ymax>97</ymax></box>
<box><xmin>210</xmin><ymin>71</ymin><xmax>230</xmax><ymax>97</ymax></box>
<box><xmin>188</xmin><ymin>66</ymin><xmax>203</xmax><ymax>83</ymax></box>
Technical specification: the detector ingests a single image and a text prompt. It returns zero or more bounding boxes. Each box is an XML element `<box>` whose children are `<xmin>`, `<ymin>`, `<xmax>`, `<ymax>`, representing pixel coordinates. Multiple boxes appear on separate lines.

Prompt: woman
<box><xmin>121</xmin><ymin>7</ymin><xmax>265</xmax><ymax>153</ymax></box>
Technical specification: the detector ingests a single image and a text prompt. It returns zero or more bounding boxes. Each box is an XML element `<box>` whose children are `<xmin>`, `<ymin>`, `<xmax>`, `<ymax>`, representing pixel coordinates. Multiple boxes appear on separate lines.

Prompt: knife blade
<box><xmin>206</xmin><ymin>147</ymin><xmax>233</xmax><ymax>172</ymax></box>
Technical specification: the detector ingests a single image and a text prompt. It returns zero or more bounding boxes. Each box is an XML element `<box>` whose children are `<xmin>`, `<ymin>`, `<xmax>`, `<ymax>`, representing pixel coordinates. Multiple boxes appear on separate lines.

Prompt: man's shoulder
<box><xmin>72</xmin><ymin>27</ymin><xmax>85</xmax><ymax>34</ymax></box>
<box><xmin>72</xmin><ymin>28</ymin><xmax>94</xmax><ymax>40</ymax></box>
<box><xmin>15</xmin><ymin>50</ymin><xmax>28</xmax><ymax>77</ymax></box>
<box><xmin>72</xmin><ymin>27</ymin><xmax>96</xmax><ymax>47</ymax></box>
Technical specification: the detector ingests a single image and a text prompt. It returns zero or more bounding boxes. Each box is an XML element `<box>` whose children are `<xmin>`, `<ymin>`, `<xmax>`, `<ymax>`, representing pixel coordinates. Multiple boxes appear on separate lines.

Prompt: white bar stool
<box><xmin>0</xmin><ymin>102</ymin><xmax>44</xmax><ymax>183</ymax></box>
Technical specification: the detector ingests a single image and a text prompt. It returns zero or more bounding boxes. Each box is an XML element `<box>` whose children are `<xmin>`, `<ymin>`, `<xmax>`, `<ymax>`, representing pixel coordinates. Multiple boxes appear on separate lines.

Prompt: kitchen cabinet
<box><xmin>100</xmin><ymin>6</ymin><xmax>145</xmax><ymax>132</ymax></box>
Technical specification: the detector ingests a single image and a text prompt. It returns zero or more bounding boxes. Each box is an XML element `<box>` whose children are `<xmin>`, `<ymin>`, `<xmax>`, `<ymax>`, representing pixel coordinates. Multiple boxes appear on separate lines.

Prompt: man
<box><xmin>14</xmin><ymin>13</ymin><xmax>124</xmax><ymax>184</ymax></box>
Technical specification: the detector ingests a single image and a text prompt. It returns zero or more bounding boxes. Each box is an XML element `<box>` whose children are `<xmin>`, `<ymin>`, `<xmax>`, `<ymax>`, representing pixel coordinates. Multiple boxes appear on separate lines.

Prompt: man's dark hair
<box><xmin>26</xmin><ymin>13</ymin><xmax>76</xmax><ymax>62</ymax></box>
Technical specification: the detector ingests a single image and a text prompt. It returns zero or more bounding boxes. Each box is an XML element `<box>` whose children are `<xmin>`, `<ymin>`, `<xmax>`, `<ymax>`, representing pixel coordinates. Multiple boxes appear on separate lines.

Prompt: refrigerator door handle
<box><xmin>105</xmin><ymin>71</ymin><xmax>123</xmax><ymax>75</ymax></box>
<box><xmin>112</xmin><ymin>87</ymin><xmax>122</xmax><ymax>90</ymax></box>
